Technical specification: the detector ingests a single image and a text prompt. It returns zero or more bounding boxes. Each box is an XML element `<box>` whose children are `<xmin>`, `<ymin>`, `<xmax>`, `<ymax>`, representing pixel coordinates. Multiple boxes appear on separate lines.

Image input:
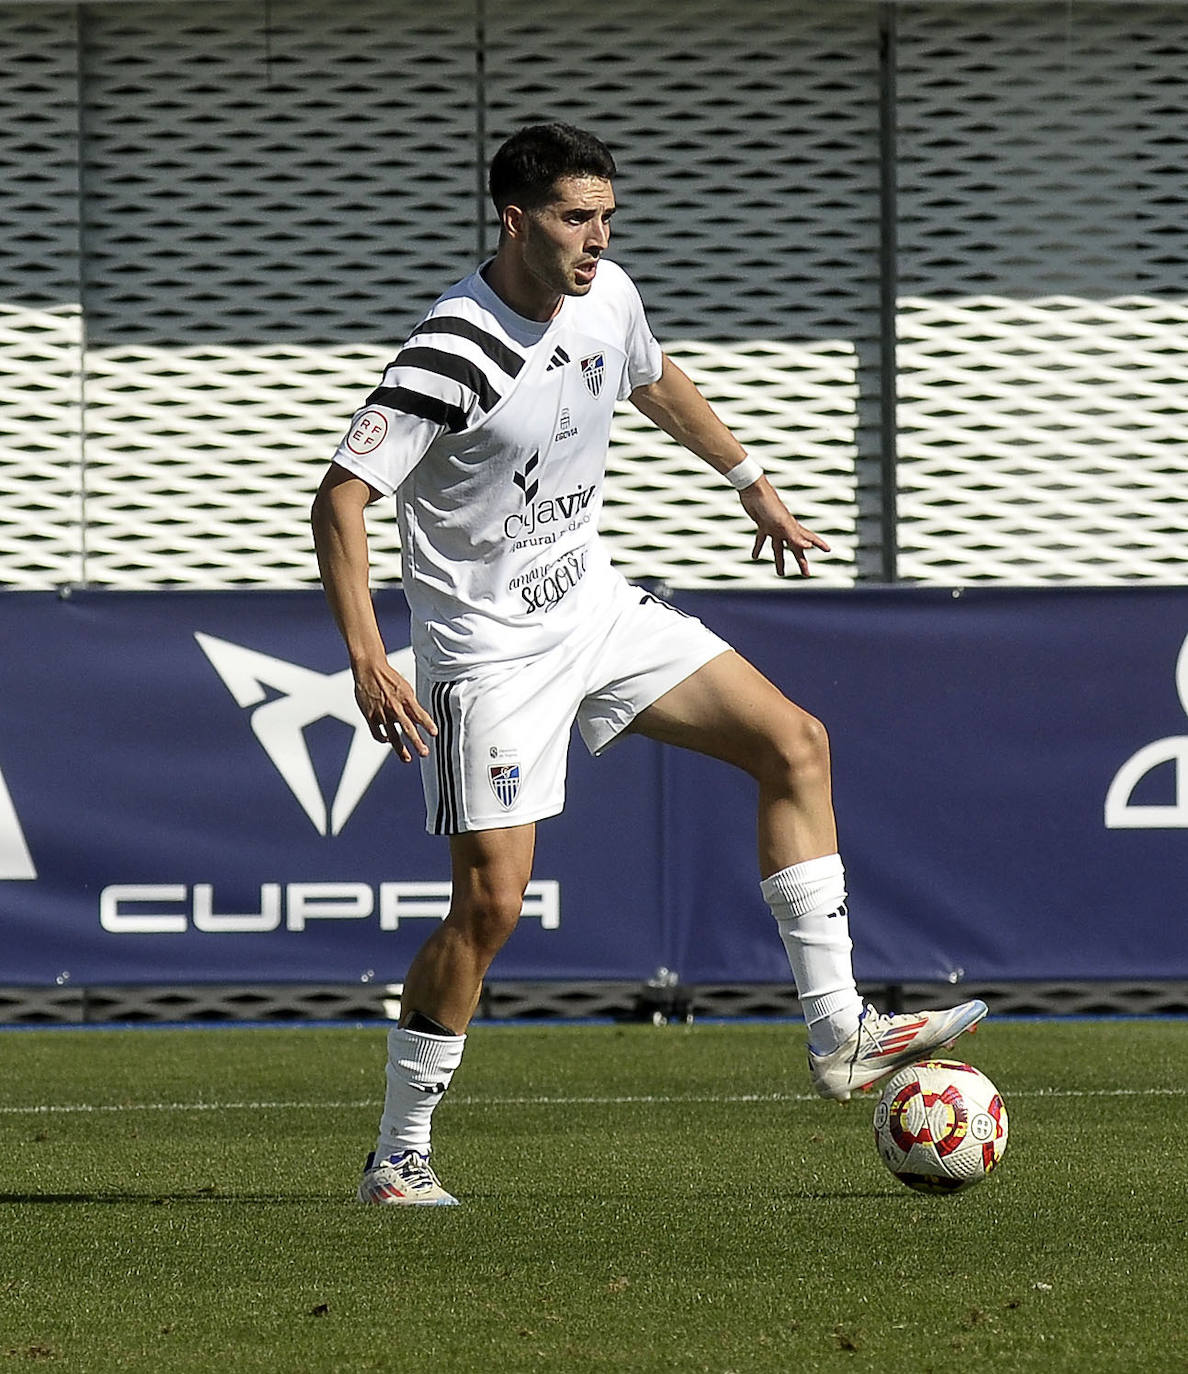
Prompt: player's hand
<box><xmin>352</xmin><ymin>657</ymin><xmax>438</xmax><ymax>762</ymax></box>
<box><xmin>740</xmin><ymin>478</ymin><xmax>831</xmax><ymax>578</ymax></box>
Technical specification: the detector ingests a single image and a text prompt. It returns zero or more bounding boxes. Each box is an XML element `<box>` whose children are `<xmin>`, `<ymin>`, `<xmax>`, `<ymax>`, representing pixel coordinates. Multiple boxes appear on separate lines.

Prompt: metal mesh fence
<box><xmin>2</xmin><ymin>0</ymin><xmax>1186</xmax><ymax>592</ymax></box>
<box><xmin>895</xmin><ymin>1</ymin><xmax>1188</xmax><ymax>584</ymax></box>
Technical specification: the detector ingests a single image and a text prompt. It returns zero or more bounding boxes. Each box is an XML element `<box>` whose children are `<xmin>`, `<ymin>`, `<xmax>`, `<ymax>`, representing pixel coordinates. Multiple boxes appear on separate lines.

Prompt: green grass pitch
<box><xmin>0</xmin><ymin>1018</ymin><xmax>1184</xmax><ymax>1372</ymax></box>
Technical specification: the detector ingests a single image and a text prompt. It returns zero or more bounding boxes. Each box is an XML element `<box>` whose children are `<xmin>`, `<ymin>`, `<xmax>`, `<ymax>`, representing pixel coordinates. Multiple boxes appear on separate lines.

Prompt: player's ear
<box><xmin>501</xmin><ymin>203</ymin><xmax>528</xmax><ymax>241</ymax></box>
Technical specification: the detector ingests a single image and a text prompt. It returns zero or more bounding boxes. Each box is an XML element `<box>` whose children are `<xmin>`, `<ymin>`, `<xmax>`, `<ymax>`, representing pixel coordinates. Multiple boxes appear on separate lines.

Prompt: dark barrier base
<box><xmin>2</xmin><ymin>981</ymin><xmax>1187</xmax><ymax>1026</ymax></box>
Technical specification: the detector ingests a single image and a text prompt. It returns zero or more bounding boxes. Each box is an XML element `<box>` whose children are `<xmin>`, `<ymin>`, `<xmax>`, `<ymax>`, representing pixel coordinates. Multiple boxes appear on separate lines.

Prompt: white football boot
<box><xmin>356</xmin><ymin>1149</ymin><xmax>459</xmax><ymax>1206</ymax></box>
<box><xmin>809</xmin><ymin>999</ymin><xmax>988</xmax><ymax>1102</ymax></box>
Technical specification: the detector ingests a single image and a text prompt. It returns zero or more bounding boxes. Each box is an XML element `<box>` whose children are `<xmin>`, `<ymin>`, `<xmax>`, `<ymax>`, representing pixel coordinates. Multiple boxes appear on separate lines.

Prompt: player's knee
<box><xmin>763</xmin><ymin>706</ymin><xmax>831</xmax><ymax>795</ymax></box>
<box><xmin>450</xmin><ymin>882</ymin><xmax>525</xmax><ymax>958</ymax></box>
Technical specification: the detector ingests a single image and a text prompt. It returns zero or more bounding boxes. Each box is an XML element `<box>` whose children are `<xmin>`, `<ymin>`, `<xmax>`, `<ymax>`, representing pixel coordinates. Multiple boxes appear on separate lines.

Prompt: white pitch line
<box><xmin>0</xmin><ymin>1085</ymin><xmax>1184</xmax><ymax>1117</ymax></box>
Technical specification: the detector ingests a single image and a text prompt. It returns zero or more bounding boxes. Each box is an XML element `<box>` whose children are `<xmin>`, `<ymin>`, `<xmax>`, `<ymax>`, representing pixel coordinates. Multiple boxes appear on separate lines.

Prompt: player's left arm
<box><xmin>629</xmin><ymin>353</ymin><xmax>830</xmax><ymax>577</ymax></box>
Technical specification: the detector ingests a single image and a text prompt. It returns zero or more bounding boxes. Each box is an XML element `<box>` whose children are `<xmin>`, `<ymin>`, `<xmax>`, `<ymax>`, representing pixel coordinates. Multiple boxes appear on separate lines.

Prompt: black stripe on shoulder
<box><xmin>409</xmin><ymin>315</ymin><xmax>525</xmax><ymax>378</ymax></box>
<box><xmin>393</xmin><ymin>346</ymin><xmax>502</xmax><ymax>414</ymax></box>
<box><xmin>365</xmin><ymin>384</ymin><xmax>467</xmax><ymax>433</ymax></box>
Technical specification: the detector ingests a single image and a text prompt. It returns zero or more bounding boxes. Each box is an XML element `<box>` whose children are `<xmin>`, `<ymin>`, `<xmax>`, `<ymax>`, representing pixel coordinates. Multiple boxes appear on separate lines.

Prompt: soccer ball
<box><xmin>872</xmin><ymin>1059</ymin><xmax>1008</xmax><ymax>1194</ymax></box>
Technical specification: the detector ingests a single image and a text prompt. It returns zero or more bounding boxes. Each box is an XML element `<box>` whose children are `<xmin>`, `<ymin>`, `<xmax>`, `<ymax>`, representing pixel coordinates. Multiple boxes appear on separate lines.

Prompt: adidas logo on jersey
<box><xmin>546</xmin><ymin>346</ymin><xmax>570</xmax><ymax>371</ymax></box>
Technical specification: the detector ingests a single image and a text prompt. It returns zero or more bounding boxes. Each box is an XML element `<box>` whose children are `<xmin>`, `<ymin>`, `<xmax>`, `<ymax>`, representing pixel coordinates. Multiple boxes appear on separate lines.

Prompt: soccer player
<box><xmin>312</xmin><ymin>123</ymin><xmax>985</xmax><ymax>1206</ymax></box>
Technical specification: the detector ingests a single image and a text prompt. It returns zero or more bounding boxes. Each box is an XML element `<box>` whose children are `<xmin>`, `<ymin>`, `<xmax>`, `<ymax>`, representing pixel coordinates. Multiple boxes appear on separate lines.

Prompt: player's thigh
<box><xmin>629</xmin><ymin>649</ymin><xmax>826</xmax><ymax>773</ymax></box>
<box><xmin>447</xmin><ymin>823</ymin><xmax>537</xmax><ymax>940</ymax></box>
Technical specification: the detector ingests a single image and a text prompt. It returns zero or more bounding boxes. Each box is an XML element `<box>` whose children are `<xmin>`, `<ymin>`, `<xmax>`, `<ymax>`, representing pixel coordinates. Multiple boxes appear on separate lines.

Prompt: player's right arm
<box><xmin>311</xmin><ymin>463</ymin><xmax>436</xmax><ymax>762</ymax></box>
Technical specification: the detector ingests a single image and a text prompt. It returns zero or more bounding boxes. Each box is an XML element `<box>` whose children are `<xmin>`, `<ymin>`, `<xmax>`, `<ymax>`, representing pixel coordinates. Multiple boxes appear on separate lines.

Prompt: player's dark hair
<box><xmin>488</xmin><ymin>122</ymin><xmax>617</xmax><ymax>214</ymax></box>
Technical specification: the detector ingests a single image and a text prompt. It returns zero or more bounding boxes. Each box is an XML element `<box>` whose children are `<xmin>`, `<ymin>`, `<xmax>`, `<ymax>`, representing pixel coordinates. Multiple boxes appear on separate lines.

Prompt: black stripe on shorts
<box><xmin>431</xmin><ymin>681</ymin><xmax>461</xmax><ymax>834</ymax></box>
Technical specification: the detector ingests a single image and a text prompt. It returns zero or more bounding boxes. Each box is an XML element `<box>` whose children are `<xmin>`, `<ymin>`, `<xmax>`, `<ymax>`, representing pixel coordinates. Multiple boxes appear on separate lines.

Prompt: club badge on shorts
<box><xmin>580</xmin><ymin>353</ymin><xmax>605</xmax><ymax>398</ymax></box>
<box><xmin>488</xmin><ymin>762</ymin><xmax>521</xmax><ymax>809</ymax></box>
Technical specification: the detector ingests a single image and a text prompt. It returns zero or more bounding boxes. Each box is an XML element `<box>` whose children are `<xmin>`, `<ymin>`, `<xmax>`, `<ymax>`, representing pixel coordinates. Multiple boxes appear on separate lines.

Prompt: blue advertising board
<box><xmin>0</xmin><ymin>586</ymin><xmax>1185</xmax><ymax>985</ymax></box>
<box><xmin>673</xmin><ymin>587</ymin><xmax>1188</xmax><ymax>984</ymax></box>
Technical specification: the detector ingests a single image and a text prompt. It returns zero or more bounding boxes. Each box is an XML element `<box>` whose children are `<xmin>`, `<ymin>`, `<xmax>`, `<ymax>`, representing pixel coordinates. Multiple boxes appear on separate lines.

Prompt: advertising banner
<box><xmin>1</xmin><ymin>586</ymin><xmax>1185</xmax><ymax>986</ymax></box>
<box><xmin>0</xmin><ymin>590</ymin><xmax>667</xmax><ymax>986</ymax></box>
<box><xmin>673</xmin><ymin>587</ymin><xmax>1188</xmax><ymax>984</ymax></box>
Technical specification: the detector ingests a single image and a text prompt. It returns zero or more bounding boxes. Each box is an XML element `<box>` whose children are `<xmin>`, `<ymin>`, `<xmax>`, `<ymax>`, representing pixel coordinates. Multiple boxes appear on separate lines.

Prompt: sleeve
<box><xmin>329</xmin><ymin>400</ymin><xmax>442</xmax><ymax>497</ymax></box>
<box><xmin>329</xmin><ymin>307</ymin><xmax>510</xmax><ymax>494</ymax></box>
<box><xmin>616</xmin><ymin>268</ymin><xmax>664</xmax><ymax>399</ymax></box>
<box><xmin>329</xmin><ymin>327</ymin><xmax>489</xmax><ymax>494</ymax></box>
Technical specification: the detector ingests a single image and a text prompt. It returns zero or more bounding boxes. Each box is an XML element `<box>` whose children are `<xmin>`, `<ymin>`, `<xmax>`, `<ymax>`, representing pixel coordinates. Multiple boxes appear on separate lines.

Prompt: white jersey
<box><xmin>330</xmin><ymin>258</ymin><xmax>663</xmax><ymax>673</ymax></box>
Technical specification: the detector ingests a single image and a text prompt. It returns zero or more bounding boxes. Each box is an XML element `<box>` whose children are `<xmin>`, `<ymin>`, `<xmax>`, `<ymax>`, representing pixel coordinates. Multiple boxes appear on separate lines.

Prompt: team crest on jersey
<box><xmin>488</xmin><ymin>763</ymin><xmax>521</xmax><ymax>809</ymax></box>
<box><xmin>580</xmin><ymin>353</ymin><xmax>605</xmax><ymax>398</ymax></box>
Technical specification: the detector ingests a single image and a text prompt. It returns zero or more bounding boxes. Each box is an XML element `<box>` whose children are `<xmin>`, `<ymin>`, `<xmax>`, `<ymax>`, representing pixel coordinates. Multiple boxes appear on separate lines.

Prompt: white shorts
<box><xmin>417</xmin><ymin>581</ymin><xmax>730</xmax><ymax>834</ymax></box>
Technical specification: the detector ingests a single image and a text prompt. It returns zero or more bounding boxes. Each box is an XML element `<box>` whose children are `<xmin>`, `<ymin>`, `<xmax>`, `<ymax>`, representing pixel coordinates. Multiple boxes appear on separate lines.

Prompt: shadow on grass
<box><xmin>0</xmin><ymin>1190</ymin><xmax>341</xmax><ymax>1205</ymax></box>
<box><xmin>2</xmin><ymin>1186</ymin><xmax>906</xmax><ymax>1205</ymax></box>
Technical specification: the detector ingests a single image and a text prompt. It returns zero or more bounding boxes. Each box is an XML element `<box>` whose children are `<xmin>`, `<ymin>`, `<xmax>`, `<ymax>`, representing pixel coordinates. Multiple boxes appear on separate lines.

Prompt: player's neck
<box><xmin>481</xmin><ymin>253</ymin><xmax>562</xmax><ymax>323</ymax></box>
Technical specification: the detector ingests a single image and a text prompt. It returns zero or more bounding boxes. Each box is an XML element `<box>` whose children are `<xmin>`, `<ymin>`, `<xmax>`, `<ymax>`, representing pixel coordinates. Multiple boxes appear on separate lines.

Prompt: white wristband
<box><xmin>724</xmin><ymin>456</ymin><xmax>764</xmax><ymax>490</ymax></box>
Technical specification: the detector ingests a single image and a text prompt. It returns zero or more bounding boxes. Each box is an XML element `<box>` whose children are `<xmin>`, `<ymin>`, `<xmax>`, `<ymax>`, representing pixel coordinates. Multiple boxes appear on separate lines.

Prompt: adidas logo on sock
<box><xmin>546</xmin><ymin>346</ymin><xmax>570</xmax><ymax>371</ymax></box>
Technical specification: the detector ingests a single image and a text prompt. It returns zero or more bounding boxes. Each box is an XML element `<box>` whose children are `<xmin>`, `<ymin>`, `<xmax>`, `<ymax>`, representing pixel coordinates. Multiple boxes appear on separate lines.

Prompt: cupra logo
<box><xmin>1104</xmin><ymin>630</ymin><xmax>1188</xmax><ymax>829</ymax></box>
<box><xmin>196</xmin><ymin>633</ymin><xmax>414</xmax><ymax>836</ymax></box>
<box><xmin>0</xmin><ymin>768</ymin><xmax>35</xmax><ymax>880</ymax></box>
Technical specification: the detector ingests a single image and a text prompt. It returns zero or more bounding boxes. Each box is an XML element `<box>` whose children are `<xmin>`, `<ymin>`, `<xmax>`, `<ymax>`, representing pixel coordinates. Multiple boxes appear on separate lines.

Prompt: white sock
<box><xmin>761</xmin><ymin>853</ymin><xmax>864</xmax><ymax>1055</ymax></box>
<box><xmin>374</xmin><ymin>1025</ymin><xmax>466</xmax><ymax>1159</ymax></box>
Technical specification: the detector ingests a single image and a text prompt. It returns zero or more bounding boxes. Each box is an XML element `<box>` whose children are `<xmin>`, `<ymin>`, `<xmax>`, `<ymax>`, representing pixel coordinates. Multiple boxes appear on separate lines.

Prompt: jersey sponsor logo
<box><xmin>489</xmin><ymin>763</ymin><xmax>521</xmax><ymax>809</ymax></box>
<box><xmin>580</xmin><ymin>352</ymin><xmax>605</xmax><ymax>397</ymax></box>
<box><xmin>554</xmin><ymin>408</ymin><xmax>578</xmax><ymax>442</ymax></box>
<box><xmin>345</xmin><ymin>408</ymin><xmax>389</xmax><ymax>455</ymax></box>
<box><xmin>196</xmin><ymin>633</ymin><xmax>414</xmax><ymax>836</ymax></box>
<box><xmin>504</xmin><ymin>483</ymin><xmax>596</xmax><ymax>540</ymax></box>
<box><xmin>546</xmin><ymin>345</ymin><xmax>570</xmax><ymax>372</ymax></box>
<box><xmin>1105</xmin><ymin>628</ymin><xmax>1188</xmax><ymax>828</ymax></box>
<box><xmin>512</xmin><ymin>548</ymin><xmax>589</xmax><ymax>614</ymax></box>
<box><xmin>513</xmin><ymin>452</ymin><xmax>540</xmax><ymax>504</ymax></box>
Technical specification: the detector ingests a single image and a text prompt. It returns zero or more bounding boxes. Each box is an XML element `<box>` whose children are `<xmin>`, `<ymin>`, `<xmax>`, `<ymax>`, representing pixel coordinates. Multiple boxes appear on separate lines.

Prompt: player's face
<box><xmin>521</xmin><ymin>176</ymin><xmax>616</xmax><ymax>301</ymax></box>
